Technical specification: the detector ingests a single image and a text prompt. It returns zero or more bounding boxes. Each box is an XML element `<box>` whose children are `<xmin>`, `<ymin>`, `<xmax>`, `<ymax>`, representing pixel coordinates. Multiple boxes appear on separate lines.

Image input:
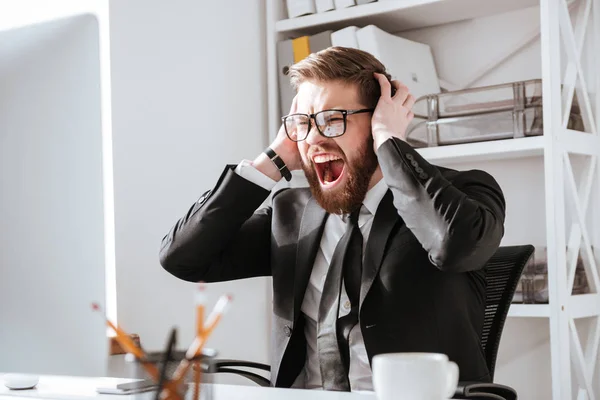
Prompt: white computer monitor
<box><xmin>0</xmin><ymin>9</ymin><xmax>112</xmax><ymax>377</ymax></box>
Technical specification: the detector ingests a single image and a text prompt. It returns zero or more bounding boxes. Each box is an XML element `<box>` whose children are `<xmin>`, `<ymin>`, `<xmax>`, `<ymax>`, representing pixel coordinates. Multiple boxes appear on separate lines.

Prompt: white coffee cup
<box><xmin>372</xmin><ymin>352</ymin><xmax>459</xmax><ymax>400</ymax></box>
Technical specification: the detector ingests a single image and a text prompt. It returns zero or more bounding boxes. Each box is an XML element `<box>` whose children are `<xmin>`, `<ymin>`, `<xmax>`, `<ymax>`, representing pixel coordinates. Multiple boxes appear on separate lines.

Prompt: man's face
<box><xmin>296</xmin><ymin>80</ymin><xmax>379</xmax><ymax>215</ymax></box>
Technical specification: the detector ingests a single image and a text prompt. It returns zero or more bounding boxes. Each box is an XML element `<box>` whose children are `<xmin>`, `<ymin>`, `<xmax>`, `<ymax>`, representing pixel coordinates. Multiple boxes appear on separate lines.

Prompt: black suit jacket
<box><xmin>159</xmin><ymin>138</ymin><xmax>506</xmax><ymax>387</ymax></box>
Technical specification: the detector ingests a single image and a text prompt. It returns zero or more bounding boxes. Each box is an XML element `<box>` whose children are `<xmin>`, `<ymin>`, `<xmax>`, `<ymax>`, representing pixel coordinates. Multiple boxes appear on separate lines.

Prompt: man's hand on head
<box><xmin>252</xmin><ymin>95</ymin><xmax>302</xmax><ymax>182</ymax></box>
<box><xmin>271</xmin><ymin>94</ymin><xmax>302</xmax><ymax>171</ymax></box>
<box><xmin>371</xmin><ymin>72</ymin><xmax>415</xmax><ymax>152</ymax></box>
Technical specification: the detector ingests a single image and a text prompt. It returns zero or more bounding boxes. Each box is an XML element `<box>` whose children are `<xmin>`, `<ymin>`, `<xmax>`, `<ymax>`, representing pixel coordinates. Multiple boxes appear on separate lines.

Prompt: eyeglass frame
<box><xmin>281</xmin><ymin>108</ymin><xmax>375</xmax><ymax>142</ymax></box>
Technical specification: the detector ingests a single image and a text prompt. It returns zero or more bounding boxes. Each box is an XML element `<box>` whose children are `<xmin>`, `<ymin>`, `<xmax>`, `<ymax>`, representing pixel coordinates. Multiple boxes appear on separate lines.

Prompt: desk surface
<box><xmin>0</xmin><ymin>375</ymin><xmax>376</xmax><ymax>400</ymax></box>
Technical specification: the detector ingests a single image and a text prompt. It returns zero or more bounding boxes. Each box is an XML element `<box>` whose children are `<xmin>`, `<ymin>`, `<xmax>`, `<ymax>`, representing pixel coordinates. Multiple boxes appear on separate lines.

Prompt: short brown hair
<box><xmin>287</xmin><ymin>46</ymin><xmax>392</xmax><ymax>108</ymax></box>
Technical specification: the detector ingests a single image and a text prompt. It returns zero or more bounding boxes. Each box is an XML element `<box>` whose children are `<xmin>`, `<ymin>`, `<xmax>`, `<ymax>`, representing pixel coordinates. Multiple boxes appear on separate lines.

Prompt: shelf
<box><xmin>561</xmin><ymin>129</ymin><xmax>600</xmax><ymax>156</ymax></box>
<box><xmin>284</xmin><ymin>137</ymin><xmax>545</xmax><ymax>183</ymax></box>
<box><xmin>570</xmin><ymin>294</ymin><xmax>600</xmax><ymax>319</ymax></box>
<box><xmin>508</xmin><ymin>294</ymin><xmax>600</xmax><ymax>319</ymax></box>
<box><xmin>276</xmin><ymin>0</ymin><xmax>539</xmax><ymax>36</ymax></box>
<box><xmin>508</xmin><ymin>304</ymin><xmax>550</xmax><ymax>318</ymax></box>
<box><xmin>415</xmin><ymin>136</ymin><xmax>545</xmax><ymax>164</ymax></box>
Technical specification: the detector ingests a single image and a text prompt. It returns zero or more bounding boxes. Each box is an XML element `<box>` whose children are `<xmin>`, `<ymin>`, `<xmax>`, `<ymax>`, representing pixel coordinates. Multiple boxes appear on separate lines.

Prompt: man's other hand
<box><xmin>371</xmin><ymin>72</ymin><xmax>415</xmax><ymax>151</ymax></box>
<box><xmin>252</xmin><ymin>95</ymin><xmax>302</xmax><ymax>182</ymax></box>
<box><xmin>271</xmin><ymin>95</ymin><xmax>302</xmax><ymax>171</ymax></box>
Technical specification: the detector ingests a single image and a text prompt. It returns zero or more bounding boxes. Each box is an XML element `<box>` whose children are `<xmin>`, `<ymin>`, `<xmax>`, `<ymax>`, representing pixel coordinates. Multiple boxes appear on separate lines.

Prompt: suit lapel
<box><xmin>293</xmin><ymin>196</ymin><xmax>328</xmax><ymax>323</ymax></box>
<box><xmin>360</xmin><ymin>190</ymin><xmax>402</xmax><ymax>308</ymax></box>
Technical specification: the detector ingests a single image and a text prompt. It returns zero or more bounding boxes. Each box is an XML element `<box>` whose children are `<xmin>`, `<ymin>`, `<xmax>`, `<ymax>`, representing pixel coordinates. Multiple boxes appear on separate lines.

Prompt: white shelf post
<box><xmin>542</xmin><ymin>0</ymin><xmax>600</xmax><ymax>398</ymax></box>
<box><xmin>541</xmin><ymin>1</ymin><xmax>572</xmax><ymax>398</ymax></box>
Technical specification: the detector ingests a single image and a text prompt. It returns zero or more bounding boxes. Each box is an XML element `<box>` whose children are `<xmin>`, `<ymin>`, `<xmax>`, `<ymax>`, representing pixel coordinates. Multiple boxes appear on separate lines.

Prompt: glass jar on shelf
<box><xmin>512</xmin><ymin>246</ymin><xmax>591</xmax><ymax>304</ymax></box>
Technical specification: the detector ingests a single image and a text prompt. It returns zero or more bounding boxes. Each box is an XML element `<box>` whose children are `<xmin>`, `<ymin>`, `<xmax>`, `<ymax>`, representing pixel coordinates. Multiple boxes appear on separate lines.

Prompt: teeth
<box><xmin>314</xmin><ymin>154</ymin><xmax>341</xmax><ymax>163</ymax></box>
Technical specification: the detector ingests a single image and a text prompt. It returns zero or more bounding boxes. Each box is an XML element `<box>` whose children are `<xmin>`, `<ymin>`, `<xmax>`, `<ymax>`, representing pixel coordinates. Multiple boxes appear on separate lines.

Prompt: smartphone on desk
<box><xmin>96</xmin><ymin>380</ymin><xmax>158</xmax><ymax>395</ymax></box>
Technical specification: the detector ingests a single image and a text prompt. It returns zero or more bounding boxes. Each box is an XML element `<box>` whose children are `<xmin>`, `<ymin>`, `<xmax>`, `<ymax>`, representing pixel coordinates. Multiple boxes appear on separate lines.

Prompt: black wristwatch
<box><xmin>264</xmin><ymin>147</ymin><xmax>292</xmax><ymax>182</ymax></box>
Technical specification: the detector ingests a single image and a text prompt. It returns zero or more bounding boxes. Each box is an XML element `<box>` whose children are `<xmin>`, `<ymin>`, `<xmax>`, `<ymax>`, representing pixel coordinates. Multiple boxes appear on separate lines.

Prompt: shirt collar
<box><xmin>362</xmin><ymin>177</ymin><xmax>388</xmax><ymax>217</ymax></box>
<box><xmin>337</xmin><ymin>178</ymin><xmax>389</xmax><ymax>224</ymax></box>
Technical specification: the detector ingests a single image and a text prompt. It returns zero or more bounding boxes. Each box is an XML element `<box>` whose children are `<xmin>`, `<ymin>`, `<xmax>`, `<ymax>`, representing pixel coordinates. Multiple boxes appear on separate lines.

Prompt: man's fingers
<box><xmin>403</xmin><ymin>94</ymin><xmax>416</xmax><ymax>111</ymax></box>
<box><xmin>392</xmin><ymin>81</ymin><xmax>410</xmax><ymax>104</ymax></box>
<box><xmin>374</xmin><ymin>72</ymin><xmax>392</xmax><ymax>99</ymax></box>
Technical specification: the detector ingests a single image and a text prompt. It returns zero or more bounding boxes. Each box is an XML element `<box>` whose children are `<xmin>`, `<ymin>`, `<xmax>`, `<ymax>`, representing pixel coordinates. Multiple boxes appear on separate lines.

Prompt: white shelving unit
<box><xmin>266</xmin><ymin>1</ymin><xmax>600</xmax><ymax>399</ymax></box>
<box><xmin>274</xmin><ymin>0</ymin><xmax>539</xmax><ymax>33</ymax></box>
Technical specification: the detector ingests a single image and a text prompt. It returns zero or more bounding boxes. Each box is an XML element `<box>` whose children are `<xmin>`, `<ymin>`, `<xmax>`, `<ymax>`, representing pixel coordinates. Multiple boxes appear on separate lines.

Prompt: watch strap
<box><xmin>264</xmin><ymin>147</ymin><xmax>292</xmax><ymax>182</ymax></box>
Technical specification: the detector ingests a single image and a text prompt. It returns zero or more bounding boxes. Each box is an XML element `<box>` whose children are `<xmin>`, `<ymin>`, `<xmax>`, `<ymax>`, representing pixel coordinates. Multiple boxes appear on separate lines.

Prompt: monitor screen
<box><xmin>0</xmin><ymin>13</ymin><xmax>108</xmax><ymax>377</ymax></box>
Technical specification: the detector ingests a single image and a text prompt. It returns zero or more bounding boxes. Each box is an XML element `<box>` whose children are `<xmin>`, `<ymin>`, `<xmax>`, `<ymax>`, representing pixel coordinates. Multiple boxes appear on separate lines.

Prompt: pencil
<box><xmin>91</xmin><ymin>303</ymin><xmax>181</xmax><ymax>398</ymax></box>
<box><xmin>193</xmin><ymin>283</ymin><xmax>206</xmax><ymax>400</ymax></box>
<box><xmin>91</xmin><ymin>303</ymin><xmax>147</xmax><ymax>360</ymax></box>
<box><xmin>196</xmin><ymin>283</ymin><xmax>206</xmax><ymax>338</ymax></box>
<box><xmin>192</xmin><ymin>362</ymin><xmax>201</xmax><ymax>400</ymax></box>
<box><xmin>172</xmin><ymin>294</ymin><xmax>232</xmax><ymax>385</ymax></box>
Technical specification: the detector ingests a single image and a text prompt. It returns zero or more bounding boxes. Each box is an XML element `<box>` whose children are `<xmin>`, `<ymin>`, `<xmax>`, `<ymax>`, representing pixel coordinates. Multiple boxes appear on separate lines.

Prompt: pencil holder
<box><xmin>94</xmin><ymin>289</ymin><xmax>232</xmax><ymax>400</ymax></box>
<box><xmin>129</xmin><ymin>344</ymin><xmax>217</xmax><ymax>400</ymax></box>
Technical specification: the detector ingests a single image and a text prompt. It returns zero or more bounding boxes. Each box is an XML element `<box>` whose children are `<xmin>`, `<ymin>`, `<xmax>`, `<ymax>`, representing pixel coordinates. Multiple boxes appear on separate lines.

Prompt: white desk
<box><xmin>0</xmin><ymin>375</ymin><xmax>376</xmax><ymax>400</ymax></box>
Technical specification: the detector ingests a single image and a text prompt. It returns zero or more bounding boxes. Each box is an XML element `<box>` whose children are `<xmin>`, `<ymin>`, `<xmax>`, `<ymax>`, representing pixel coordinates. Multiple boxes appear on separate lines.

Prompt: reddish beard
<box><xmin>301</xmin><ymin>135</ymin><xmax>378</xmax><ymax>215</ymax></box>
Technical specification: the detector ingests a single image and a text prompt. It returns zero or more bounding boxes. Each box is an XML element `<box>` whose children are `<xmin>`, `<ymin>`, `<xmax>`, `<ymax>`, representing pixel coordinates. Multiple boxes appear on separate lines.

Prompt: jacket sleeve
<box><xmin>159</xmin><ymin>165</ymin><xmax>275</xmax><ymax>282</ymax></box>
<box><xmin>377</xmin><ymin>137</ymin><xmax>506</xmax><ymax>273</ymax></box>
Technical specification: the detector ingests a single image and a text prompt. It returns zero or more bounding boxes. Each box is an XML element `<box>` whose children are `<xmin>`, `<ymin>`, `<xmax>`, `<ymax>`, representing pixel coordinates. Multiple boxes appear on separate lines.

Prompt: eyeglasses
<box><xmin>281</xmin><ymin>108</ymin><xmax>374</xmax><ymax>142</ymax></box>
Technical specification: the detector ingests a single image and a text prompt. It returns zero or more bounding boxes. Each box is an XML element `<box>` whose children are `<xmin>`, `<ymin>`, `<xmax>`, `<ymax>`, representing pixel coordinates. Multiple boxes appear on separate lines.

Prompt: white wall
<box><xmin>108</xmin><ymin>0</ymin><xmax>271</xmax><ymax>373</ymax></box>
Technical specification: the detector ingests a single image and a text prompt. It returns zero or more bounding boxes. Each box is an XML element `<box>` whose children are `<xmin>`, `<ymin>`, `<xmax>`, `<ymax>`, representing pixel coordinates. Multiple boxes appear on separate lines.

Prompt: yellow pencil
<box><xmin>193</xmin><ymin>283</ymin><xmax>206</xmax><ymax>400</ymax></box>
<box><xmin>192</xmin><ymin>363</ymin><xmax>201</xmax><ymax>400</ymax></box>
<box><xmin>92</xmin><ymin>303</ymin><xmax>182</xmax><ymax>398</ymax></box>
<box><xmin>172</xmin><ymin>294</ymin><xmax>232</xmax><ymax>385</ymax></box>
<box><xmin>196</xmin><ymin>283</ymin><xmax>206</xmax><ymax>337</ymax></box>
<box><xmin>92</xmin><ymin>303</ymin><xmax>148</xmax><ymax>361</ymax></box>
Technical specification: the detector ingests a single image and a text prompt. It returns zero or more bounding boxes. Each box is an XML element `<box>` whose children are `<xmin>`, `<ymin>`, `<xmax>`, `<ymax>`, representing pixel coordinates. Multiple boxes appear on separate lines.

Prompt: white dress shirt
<box><xmin>235</xmin><ymin>160</ymin><xmax>389</xmax><ymax>392</ymax></box>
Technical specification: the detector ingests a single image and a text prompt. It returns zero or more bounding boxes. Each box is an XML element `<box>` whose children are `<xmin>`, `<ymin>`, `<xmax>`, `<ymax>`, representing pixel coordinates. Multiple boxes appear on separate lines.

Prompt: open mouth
<box><xmin>313</xmin><ymin>153</ymin><xmax>346</xmax><ymax>188</ymax></box>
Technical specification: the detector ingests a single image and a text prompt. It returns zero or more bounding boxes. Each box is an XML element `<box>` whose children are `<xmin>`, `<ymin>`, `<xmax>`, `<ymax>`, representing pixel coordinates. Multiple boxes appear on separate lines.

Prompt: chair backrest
<box><xmin>481</xmin><ymin>245</ymin><xmax>535</xmax><ymax>380</ymax></box>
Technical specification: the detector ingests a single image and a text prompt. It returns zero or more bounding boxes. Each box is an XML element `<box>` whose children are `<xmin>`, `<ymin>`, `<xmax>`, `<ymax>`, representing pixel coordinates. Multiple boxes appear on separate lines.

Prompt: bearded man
<box><xmin>159</xmin><ymin>46</ymin><xmax>506</xmax><ymax>391</ymax></box>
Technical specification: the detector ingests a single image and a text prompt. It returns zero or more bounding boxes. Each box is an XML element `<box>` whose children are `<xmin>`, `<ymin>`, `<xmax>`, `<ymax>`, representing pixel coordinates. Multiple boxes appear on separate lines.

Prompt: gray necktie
<box><xmin>317</xmin><ymin>209</ymin><xmax>363</xmax><ymax>391</ymax></box>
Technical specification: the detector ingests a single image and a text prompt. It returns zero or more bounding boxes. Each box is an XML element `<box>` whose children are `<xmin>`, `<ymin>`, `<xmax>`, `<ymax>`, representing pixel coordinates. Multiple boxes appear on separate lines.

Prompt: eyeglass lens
<box><xmin>284</xmin><ymin>110</ymin><xmax>346</xmax><ymax>141</ymax></box>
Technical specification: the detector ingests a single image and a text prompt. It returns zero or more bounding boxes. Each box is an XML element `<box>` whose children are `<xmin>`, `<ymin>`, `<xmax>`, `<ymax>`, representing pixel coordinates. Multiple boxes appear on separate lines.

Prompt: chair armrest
<box><xmin>212</xmin><ymin>359</ymin><xmax>270</xmax><ymax>372</ymax></box>
<box><xmin>211</xmin><ymin>359</ymin><xmax>271</xmax><ymax>387</ymax></box>
<box><xmin>454</xmin><ymin>382</ymin><xmax>517</xmax><ymax>400</ymax></box>
<box><xmin>216</xmin><ymin>368</ymin><xmax>270</xmax><ymax>387</ymax></box>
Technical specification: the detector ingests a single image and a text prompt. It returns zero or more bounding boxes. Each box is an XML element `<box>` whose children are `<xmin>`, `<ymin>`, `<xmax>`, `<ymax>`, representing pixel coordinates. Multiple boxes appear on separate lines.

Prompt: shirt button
<box><xmin>406</xmin><ymin>153</ymin><xmax>414</xmax><ymax>160</ymax></box>
<box><xmin>284</xmin><ymin>325</ymin><xmax>293</xmax><ymax>337</ymax></box>
<box><xmin>343</xmin><ymin>300</ymin><xmax>351</xmax><ymax>310</ymax></box>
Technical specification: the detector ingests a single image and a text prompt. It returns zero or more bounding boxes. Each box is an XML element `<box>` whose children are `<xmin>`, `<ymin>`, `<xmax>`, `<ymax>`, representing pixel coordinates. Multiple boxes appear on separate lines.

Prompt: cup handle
<box><xmin>445</xmin><ymin>361</ymin><xmax>459</xmax><ymax>398</ymax></box>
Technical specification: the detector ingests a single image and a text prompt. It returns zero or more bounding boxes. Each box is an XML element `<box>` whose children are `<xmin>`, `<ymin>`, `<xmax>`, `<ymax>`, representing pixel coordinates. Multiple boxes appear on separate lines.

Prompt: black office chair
<box><xmin>211</xmin><ymin>245</ymin><xmax>535</xmax><ymax>400</ymax></box>
<box><xmin>454</xmin><ymin>244</ymin><xmax>534</xmax><ymax>400</ymax></box>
